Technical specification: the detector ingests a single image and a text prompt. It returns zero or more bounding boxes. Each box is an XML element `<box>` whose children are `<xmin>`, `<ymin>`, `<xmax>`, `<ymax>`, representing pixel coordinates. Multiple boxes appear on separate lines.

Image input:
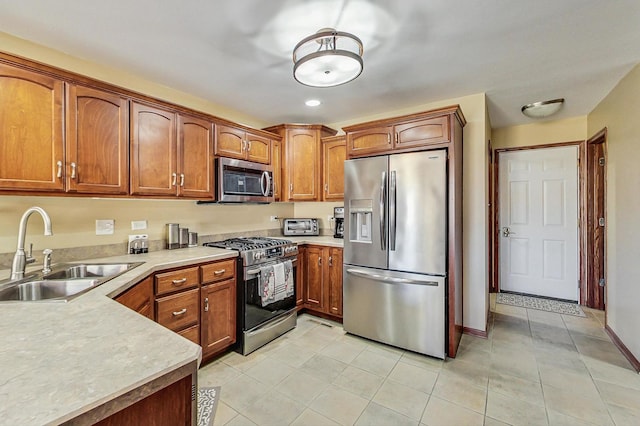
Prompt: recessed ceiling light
<box><xmin>305</xmin><ymin>99</ymin><xmax>321</xmax><ymax>107</ymax></box>
<box><xmin>521</xmin><ymin>98</ymin><xmax>565</xmax><ymax>118</ymax></box>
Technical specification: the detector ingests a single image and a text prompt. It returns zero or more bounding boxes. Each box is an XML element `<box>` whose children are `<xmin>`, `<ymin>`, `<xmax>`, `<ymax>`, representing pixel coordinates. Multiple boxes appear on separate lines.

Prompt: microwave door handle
<box><xmin>389</xmin><ymin>170</ymin><xmax>397</xmax><ymax>251</ymax></box>
<box><xmin>380</xmin><ymin>171</ymin><xmax>387</xmax><ymax>251</ymax></box>
<box><xmin>260</xmin><ymin>171</ymin><xmax>268</xmax><ymax>196</ymax></box>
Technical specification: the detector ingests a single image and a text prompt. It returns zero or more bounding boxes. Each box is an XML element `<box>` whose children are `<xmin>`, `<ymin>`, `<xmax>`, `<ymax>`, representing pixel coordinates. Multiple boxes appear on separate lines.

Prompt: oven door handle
<box><xmin>246</xmin><ymin>257</ymin><xmax>297</xmax><ymax>275</ymax></box>
<box><xmin>246</xmin><ymin>311</ymin><xmax>296</xmax><ymax>337</ymax></box>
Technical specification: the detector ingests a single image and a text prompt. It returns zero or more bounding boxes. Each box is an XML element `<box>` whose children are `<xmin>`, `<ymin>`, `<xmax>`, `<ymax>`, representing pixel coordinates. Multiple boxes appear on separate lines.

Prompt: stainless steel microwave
<box><xmin>216</xmin><ymin>157</ymin><xmax>274</xmax><ymax>203</ymax></box>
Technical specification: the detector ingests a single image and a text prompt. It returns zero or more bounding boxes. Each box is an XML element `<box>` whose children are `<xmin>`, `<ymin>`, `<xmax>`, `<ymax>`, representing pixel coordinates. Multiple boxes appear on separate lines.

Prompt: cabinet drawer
<box><xmin>156</xmin><ymin>288</ymin><xmax>199</xmax><ymax>332</ymax></box>
<box><xmin>177</xmin><ymin>324</ymin><xmax>200</xmax><ymax>345</ymax></box>
<box><xmin>201</xmin><ymin>259</ymin><xmax>236</xmax><ymax>284</ymax></box>
<box><xmin>155</xmin><ymin>267</ymin><xmax>199</xmax><ymax>296</ymax></box>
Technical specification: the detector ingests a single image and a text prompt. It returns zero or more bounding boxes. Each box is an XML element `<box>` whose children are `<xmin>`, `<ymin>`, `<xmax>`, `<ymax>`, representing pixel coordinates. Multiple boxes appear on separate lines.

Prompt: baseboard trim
<box><xmin>463</xmin><ymin>326</ymin><xmax>488</xmax><ymax>339</ymax></box>
<box><xmin>605</xmin><ymin>325</ymin><xmax>640</xmax><ymax>373</ymax></box>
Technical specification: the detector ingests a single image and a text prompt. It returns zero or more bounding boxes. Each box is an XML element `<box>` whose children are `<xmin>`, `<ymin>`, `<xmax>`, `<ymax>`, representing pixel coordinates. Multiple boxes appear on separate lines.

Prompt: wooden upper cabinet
<box><xmin>215</xmin><ymin>124</ymin><xmax>271</xmax><ymax>164</ymax></box>
<box><xmin>0</xmin><ymin>63</ymin><xmax>64</xmax><ymax>191</ymax></box>
<box><xmin>271</xmin><ymin>139</ymin><xmax>282</xmax><ymax>201</ymax></box>
<box><xmin>346</xmin><ymin>126</ymin><xmax>393</xmax><ymax>158</ymax></box>
<box><xmin>322</xmin><ymin>135</ymin><xmax>346</xmax><ymax>201</ymax></box>
<box><xmin>344</xmin><ymin>106</ymin><xmax>465</xmax><ymax>158</ymax></box>
<box><xmin>178</xmin><ymin>114</ymin><xmax>213</xmax><ymax>199</ymax></box>
<box><xmin>130</xmin><ymin>101</ymin><xmax>177</xmax><ymax>196</ymax></box>
<box><xmin>394</xmin><ymin>116</ymin><xmax>450</xmax><ymax>149</ymax></box>
<box><xmin>66</xmin><ymin>85</ymin><xmax>129</xmax><ymax>194</ymax></box>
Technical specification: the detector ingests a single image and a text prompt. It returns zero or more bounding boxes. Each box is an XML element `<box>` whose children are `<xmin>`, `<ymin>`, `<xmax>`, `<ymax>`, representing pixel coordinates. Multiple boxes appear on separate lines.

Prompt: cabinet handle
<box><xmin>329</xmin><ymin>256</ymin><xmax>333</xmax><ymax>266</ymax></box>
<box><xmin>56</xmin><ymin>160</ymin><xmax>63</xmax><ymax>178</ymax></box>
<box><xmin>172</xmin><ymin>308</ymin><xmax>187</xmax><ymax>316</ymax></box>
<box><xmin>204</xmin><ymin>297</ymin><xmax>209</xmax><ymax>312</ymax></box>
<box><xmin>70</xmin><ymin>162</ymin><xmax>77</xmax><ymax>179</ymax></box>
<box><xmin>247</xmin><ymin>140</ymin><xmax>251</xmax><ymax>152</ymax></box>
<box><xmin>180</xmin><ymin>173</ymin><xmax>185</xmax><ymax>187</ymax></box>
<box><xmin>318</xmin><ymin>257</ymin><xmax>322</xmax><ymax>266</ymax></box>
<box><xmin>172</xmin><ymin>172</ymin><xmax>177</xmax><ymax>186</ymax></box>
<box><xmin>172</xmin><ymin>278</ymin><xmax>187</xmax><ymax>286</ymax></box>
<box><xmin>387</xmin><ymin>134</ymin><xmax>391</xmax><ymax>144</ymax></box>
<box><xmin>242</xmin><ymin>140</ymin><xmax>247</xmax><ymax>152</ymax></box>
<box><xmin>395</xmin><ymin>132</ymin><xmax>399</xmax><ymax>144</ymax></box>
<box><xmin>213</xmin><ymin>269</ymin><xmax>226</xmax><ymax>276</ymax></box>
<box><xmin>325</xmin><ymin>183</ymin><xmax>328</xmax><ymax>192</ymax></box>
<box><xmin>289</xmin><ymin>183</ymin><xmax>293</xmax><ymax>192</ymax></box>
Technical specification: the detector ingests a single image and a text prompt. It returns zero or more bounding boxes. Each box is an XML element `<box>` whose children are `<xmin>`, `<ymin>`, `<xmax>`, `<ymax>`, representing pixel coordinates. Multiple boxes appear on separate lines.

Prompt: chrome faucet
<box><xmin>10</xmin><ymin>207</ymin><xmax>53</xmax><ymax>280</ymax></box>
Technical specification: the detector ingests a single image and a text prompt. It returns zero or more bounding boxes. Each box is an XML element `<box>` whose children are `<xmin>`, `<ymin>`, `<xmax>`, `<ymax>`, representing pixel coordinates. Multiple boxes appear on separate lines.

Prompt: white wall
<box><xmin>588</xmin><ymin>63</ymin><xmax>640</xmax><ymax>363</ymax></box>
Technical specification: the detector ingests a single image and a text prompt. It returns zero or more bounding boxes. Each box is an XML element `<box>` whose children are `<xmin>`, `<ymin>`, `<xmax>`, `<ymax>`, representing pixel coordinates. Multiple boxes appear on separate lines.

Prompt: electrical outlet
<box><xmin>328</xmin><ymin>215</ymin><xmax>334</xmax><ymax>223</ymax></box>
<box><xmin>270</xmin><ymin>216</ymin><xmax>279</xmax><ymax>222</ymax></box>
<box><xmin>131</xmin><ymin>220</ymin><xmax>147</xmax><ymax>230</ymax></box>
<box><xmin>96</xmin><ymin>219</ymin><xmax>115</xmax><ymax>235</ymax></box>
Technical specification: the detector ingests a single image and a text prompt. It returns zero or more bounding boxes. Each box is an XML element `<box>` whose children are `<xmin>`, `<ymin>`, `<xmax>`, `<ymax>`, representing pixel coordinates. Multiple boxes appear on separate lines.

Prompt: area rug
<box><xmin>497</xmin><ymin>293</ymin><xmax>586</xmax><ymax>317</ymax></box>
<box><xmin>197</xmin><ymin>386</ymin><xmax>220</xmax><ymax>426</ymax></box>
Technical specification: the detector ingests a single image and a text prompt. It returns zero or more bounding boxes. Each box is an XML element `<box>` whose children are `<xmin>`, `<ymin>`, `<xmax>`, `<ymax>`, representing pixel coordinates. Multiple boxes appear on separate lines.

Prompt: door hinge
<box><xmin>599</xmin><ymin>157</ymin><xmax>605</xmax><ymax>166</ymax></box>
<box><xmin>599</xmin><ymin>278</ymin><xmax>605</xmax><ymax>287</ymax></box>
<box><xmin>599</xmin><ymin>217</ymin><xmax>605</xmax><ymax>227</ymax></box>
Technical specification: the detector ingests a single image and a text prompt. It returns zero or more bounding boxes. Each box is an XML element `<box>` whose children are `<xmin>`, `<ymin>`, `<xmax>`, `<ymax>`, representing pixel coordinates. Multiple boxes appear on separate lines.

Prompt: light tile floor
<box><xmin>199</xmin><ymin>296</ymin><xmax>640</xmax><ymax>426</ymax></box>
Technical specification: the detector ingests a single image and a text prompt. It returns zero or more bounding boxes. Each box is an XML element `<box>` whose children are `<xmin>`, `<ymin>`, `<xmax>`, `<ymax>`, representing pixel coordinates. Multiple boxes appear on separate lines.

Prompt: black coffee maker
<box><xmin>334</xmin><ymin>207</ymin><xmax>344</xmax><ymax>238</ymax></box>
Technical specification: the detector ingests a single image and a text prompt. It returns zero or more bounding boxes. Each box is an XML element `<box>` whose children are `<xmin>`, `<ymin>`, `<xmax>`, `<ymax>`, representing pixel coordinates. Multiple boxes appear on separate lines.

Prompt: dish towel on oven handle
<box><xmin>260</xmin><ymin>264</ymin><xmax>275</xmax><ymax>306</ymax></box>
<box><xmin>284</xmin><ymin>260</ymin><xmax>294</xmax><ymax>298</ymax></box>
<box><xmin>260</xmin><ymin>261</ymin><xmax>295</xmax><ymax>306</ymax></box>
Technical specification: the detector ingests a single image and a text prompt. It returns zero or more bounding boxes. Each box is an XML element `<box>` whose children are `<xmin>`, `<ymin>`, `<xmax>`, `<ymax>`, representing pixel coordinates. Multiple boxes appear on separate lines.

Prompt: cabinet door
<box><xmin>323</xmin><ymin>137</ymin><xmax>346</xmax><ymax>201</ymax></box>
<box><xmin>286</xmin><ymin>128</ymin><xmax>320</xmax><ymax>201</ymax></box>
<box><xmin>271</xmin><ymin>139</ymin><xmax>282</xmax><ymax>201</ymax></box>
<box><xmin>328</xmin><ymin>248</ymin><xmax>343</xmax><ymax>317</ymax></box>
<box><xmin>394</xmin><ymin>116</ymin><xmax>450</xmax><ymax>149</ymax></box>
<box><xmin>115</xmin><ymin>276</ymin><xmax>154</xmax><ymax>320</ymax></box>
<box><xmin>0</xmin><ymin>64</ymin><xmax>64</xmax><ymax>191</ymax></box>
<box><xmin>305</xmin><ymin>246</ymin><xmax>325</xmax><ymax>311</ymax></box>
<box><xmin>201</xmin><ymin>278</ymin><xmax>237</xmax><ymax>357</ymax></box>
<box><xmin>215</xmin><ymin>124</ymin><xmax>245</xmax><ymax>160</ymax></box>
<box><xmin>246</xmin><ymin>132</ymin><xmax>270</xmax><ymax>164</ymax></box>
<box><xmin>130</xmin><ymin>101</ymin><xmax>177</xmax><ymax>196</ymax></box>
<box><xmin>67</xmin><ymin>85</ymin><xmax>129</xmax><ymax>194</ymax></box>
<box><xmin>178</xmin><ymin>114</ymin><xmax>213</xmax><ymax>199</ymax></box>
<box><xmin>296</xmin><ymin>246</ymin><xmax>306</xmax><ymax>307</ymax></box>
<box><xmin>346</xmin><ymin>126</ymin><xmax>393</xmax><ymax>158</ymax></box>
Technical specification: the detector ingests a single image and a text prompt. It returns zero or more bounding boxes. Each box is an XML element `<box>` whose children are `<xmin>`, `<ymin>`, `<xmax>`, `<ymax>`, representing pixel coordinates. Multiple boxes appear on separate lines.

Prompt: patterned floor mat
<box><xmin>497</xmin><ymin>293</ymin><xmax>586</xmax><ymax>317</ymax></box>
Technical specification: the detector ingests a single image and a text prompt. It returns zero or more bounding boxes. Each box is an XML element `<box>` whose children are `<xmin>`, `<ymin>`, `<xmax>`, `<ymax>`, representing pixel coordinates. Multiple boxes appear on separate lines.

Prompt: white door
<box><xmin>499</xmin><ymin>146</ymin><xmax>578</xmax><ymax>301</ymax></box>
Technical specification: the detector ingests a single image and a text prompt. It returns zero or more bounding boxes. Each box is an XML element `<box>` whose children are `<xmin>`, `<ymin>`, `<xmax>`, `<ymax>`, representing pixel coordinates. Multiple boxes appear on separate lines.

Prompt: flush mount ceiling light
<box><xmin>305</xmin><ymin>99</ymin><xmax>321</xmax><ymax>107</ymax></box>
<box><xmin>293</xmin><ymin>28</ymin><xmax>363</xmax><ymax>88</ymax></box>
<box><xmin>521</xmin><ymin>98</ymin><xmax>565</xmax><ymax>118</ymax></box>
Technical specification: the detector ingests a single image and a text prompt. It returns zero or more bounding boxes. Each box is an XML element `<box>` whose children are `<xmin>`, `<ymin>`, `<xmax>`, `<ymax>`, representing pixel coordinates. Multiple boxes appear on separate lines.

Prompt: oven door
<box><xmin>243</xmin><ymin>258</ymin><xmax>297</xmax><ymax>331</ymax></box>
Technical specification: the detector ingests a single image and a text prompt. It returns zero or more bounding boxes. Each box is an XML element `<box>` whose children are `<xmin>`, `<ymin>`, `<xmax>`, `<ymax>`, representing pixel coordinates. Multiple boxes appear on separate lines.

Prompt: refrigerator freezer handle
<box><xmin>380</xmin><ymin>171</ymin><xmax>387</xmax><ymax>251</ymax></box>
<box><xmin>390</xmin><ymin>170</ymin><xmax>397</xmax><ymax>251</ymax></box>
<box><xmin>346</xmin><ymin>268</ymin><xmax>439</xmax><ymax>286</ymax></box>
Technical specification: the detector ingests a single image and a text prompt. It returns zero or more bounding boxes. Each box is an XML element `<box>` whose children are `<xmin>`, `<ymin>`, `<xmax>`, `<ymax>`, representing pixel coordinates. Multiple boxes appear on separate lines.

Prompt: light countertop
<box><xmin>280</xmin><ymin>235</ymin><xmax>344</xmax><ymax>248</ymax></box>
<box><xmin>0</xmin><ymin>246</ymin><xmax>237</xmax><ymax>425</ymax></box>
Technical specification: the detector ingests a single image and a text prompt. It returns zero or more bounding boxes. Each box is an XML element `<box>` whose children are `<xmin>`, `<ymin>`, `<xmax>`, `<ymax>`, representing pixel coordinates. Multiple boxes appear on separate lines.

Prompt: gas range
<box><xmin>203</xmin><ymin>237</ymin><xmax>298</xmax><ymax>267</ymax></box>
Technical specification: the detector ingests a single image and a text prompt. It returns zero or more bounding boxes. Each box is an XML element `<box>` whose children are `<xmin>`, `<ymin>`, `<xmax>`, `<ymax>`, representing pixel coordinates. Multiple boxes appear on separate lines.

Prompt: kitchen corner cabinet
<box><xmin>263</xmin><ymin>124</ymin><xmax>337</xmax><ymax>201</ymax></box>
<box><xmin>344</xmin><ymin>107</ymin><xmax>461</xmax><ymax>158</ymax></box>
<box><xmin>0</xmin><ymin>63</ymin><xmax>64</xmax><ymax>191</ymax></box>
<box><xmin>322</xmin><ymin>135</ymin><xmax>346</xmax><ymax>201</ymax></box>
<box><xmin>131</xmin><ymin>101</ymin><xmax>213</xmax><ymax>198</ymax></box>
<box><xmin>215</xmin><ymin>124</ymin><xmax>272</xmax><ymax>164</ymax></box>
<box><xmin>66</xmin><ymin>84</ymin><xmax>129</xmax><ymax>194</ymax></box>
<box><xmin>115</xmin><ymin>276</ymin><xmax>155</xmax><ymax>320</ymax></box>
<box><xmin>303</xmin><ymin>245</ymin><xmax>343</xmax><ymax>318</ymax></box>
<box><xmin>200</xmin><ymin>259</ymin><xmax>237</xmax><ymax>358</ymax></box>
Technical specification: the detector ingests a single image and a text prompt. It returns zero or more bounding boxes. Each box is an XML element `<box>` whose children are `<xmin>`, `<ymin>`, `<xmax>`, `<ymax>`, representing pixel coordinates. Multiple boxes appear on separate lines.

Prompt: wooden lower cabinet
<box><xmin>156</xmin><ymin>288</ymin><xmax>200</xmax><ymax>333</ymax></box>
<box><xmin>115</xmin><ymin>276</ymin><xmax>154</xmax><ymax>320</ymax></box>
<box><xmin>200</xmin><ymin>278</ymin><xmax>236</xmax><ymax>357</ymax></box>
<box><xmin>296</xmin><ymin>246</ymin><xmax>306</xmax><ymax>307</ymax></box>
<box><xmin>303</xmin><ymin>245</ymin><xmax>343</xmax><ymax>319</ymax></box>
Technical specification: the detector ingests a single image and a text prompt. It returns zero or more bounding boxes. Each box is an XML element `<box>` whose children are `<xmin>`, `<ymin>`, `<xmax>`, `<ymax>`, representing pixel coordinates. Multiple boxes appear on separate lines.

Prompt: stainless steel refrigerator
<box><xmin>343</xmin><ymin>149</ymin><xmax>447</xmax><ymax>359</ymax></box>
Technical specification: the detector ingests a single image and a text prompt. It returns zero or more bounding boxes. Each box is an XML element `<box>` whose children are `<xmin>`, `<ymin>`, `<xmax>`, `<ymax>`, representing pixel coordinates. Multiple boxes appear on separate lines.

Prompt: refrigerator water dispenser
<box><xmin>349</xmin><ymin>199</ymin><xmax>373</xmax><ymax>243</ymax></box>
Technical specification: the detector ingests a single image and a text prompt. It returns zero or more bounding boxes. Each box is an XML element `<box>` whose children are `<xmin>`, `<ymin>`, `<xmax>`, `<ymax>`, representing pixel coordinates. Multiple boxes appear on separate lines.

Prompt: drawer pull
<box><xmin>172</xmin><ymin>308</ymin><xmax>187</xmax><ymax>316</ymax></box>
<box><xmin>172</xmin><ymin>278</ymin><xmax>187</xmax><ymax>285</ymax></box>
<box><xmin>213</xmin><ymin>269</ymin><xmax>226</xmax><ymax>276</ymax></box>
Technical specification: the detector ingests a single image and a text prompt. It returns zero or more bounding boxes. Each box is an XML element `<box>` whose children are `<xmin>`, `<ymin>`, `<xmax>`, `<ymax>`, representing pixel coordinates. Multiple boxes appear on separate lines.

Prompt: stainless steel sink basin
<box><xmin>0</xmin><ymin>279</ymin><xmax>99</xmax><ymax>301</ymax></box>
<box><xmin>0</xmin><ymin>261</ymin><xmax>143</xmax><ymax>302</ymax></box>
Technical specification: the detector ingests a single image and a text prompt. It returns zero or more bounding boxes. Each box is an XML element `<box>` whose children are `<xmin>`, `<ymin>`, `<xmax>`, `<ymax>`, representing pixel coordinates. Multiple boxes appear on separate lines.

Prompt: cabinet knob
<box><xmin>70</xmin><ymin>162</ymin><xmax>77</xmax><ymax>179</ymax></box>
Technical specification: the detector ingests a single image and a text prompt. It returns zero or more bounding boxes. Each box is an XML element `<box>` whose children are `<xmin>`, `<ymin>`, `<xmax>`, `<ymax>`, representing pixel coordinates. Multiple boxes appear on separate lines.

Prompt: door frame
<box><xmin>491</xmin><ymin>141</ymin><xmax>588</xmax><ymax>304</ymax></box>
<box><xmin>585</xmin><ymin>128</ymin><xmax>607</xmax><ymax>310</ymax></box>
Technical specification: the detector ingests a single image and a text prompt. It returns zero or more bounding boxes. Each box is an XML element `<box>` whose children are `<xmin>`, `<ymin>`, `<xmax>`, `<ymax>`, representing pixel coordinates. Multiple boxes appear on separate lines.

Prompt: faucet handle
<box><xmin>42</xmin><ymin>249</ymin><xmax>53</xmax><ymax>274</ymax></box>
<box><xmin>25</xmin><ymin>243</ymin><xmax>36</xmax><ymax>264</ymax></box>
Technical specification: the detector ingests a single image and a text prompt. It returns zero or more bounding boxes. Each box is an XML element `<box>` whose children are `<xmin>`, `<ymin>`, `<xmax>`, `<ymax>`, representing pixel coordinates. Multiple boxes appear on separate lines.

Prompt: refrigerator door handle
<box><xmin>346</xmin><ymin>268</ymin><xmax>439</xmax><ymax>286</ymax></box>
<box><xmin>380</xmin><ymin>171</ymin><xmax>387</xmax><ymax>251</ymax></box>
<box><xmin>389</xmin><ymin>170</ymin><xmax>397</xmax><ymax>251</ymax></box>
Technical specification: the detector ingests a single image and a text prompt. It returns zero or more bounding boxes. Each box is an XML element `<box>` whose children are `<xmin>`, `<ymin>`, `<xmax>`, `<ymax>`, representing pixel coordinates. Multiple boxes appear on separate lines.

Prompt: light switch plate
<box><xmin>131</xmin><ymin>220</ymin><xmax>147</xmax><ymax>230</ymax></box>
<box><xmin>96</xmin><ymin>219</ymin><xmax>115</xmax><ymax>235</ymax></box>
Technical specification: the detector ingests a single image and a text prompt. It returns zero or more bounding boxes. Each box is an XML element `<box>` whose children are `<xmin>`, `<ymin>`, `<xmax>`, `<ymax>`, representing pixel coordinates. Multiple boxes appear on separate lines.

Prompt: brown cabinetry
<box><xmin>322</xmin><ymin>135</ymin><xmax>346</xmax><ymax>201</ymax></box>
<box><xmin>0</xmin><ymin>63</ymin><xmax>64</xmax><ymax>192</ymax></box>
<box><xmin>263</xmin><ymin>124</ymin><xmax>337</xmax><ymax>201</ymax></box>
<box><xmin>303</xmin><ymin>245</ymin><xmax>343</xmax><ymax>318</ymax></box>
<box><xmin>344</xmin><ymin>109</ymin><xmax>458</xmax><ymax>158</ymax></box>
<box><xmin>296</xmin><ymin>246</ymin><xmax>306</xmax><ymax>307</ymax></box>
<box><xmin>178</xmin><ymin>114</ymin><xmax>214</xmax><ymax>198</ymax></box>
<box><xmin>115</xmin><ymin>276</ymin><xmax>154</xmax><ymax>320</ymax></box>
<box><xmin>215</xmin><ymin>124</ymin><xmax>271</xmax><ymax>164</ymax></box>
<box><xmin>200</xmin><ymin>259</ymin><xmax>237</xmax><ymax>358</ymax></box>
<box><xmin>271</xmin><ymin>139</ymin><xmax>282</xmax><ymax>201</ymax></box>
<box><xmin>156</xmin><ymin>288</ymin><xmax>200</xmax><ymax>332</ymax></box>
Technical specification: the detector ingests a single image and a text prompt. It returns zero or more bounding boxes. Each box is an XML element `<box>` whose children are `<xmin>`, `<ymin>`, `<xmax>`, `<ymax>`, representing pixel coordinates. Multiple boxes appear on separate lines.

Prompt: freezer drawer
<box><xmin>343</xmin><ymin>265</ymin><xmax>445</xmax><ymax>359</ymax></box>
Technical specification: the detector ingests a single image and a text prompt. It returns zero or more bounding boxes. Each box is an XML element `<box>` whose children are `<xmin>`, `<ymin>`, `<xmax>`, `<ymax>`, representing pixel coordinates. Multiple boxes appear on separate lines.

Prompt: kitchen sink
<box><xmin>0</xmin><ymin>261</ymin><xmax>143</xmax><ymax>302</ymax></box>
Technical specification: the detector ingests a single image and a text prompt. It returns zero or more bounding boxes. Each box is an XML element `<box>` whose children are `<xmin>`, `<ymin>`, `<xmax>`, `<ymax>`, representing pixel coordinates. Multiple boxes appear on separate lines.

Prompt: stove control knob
<box><xmin>253</xmin><ymin>252</ymin><xmax>261</xmax><ymax>260</ymax></box>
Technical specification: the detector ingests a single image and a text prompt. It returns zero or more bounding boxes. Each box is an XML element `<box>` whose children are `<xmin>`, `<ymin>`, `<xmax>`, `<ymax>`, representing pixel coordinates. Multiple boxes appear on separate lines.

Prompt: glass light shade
<box><xmin>521</xmin><ymin>98</ymin><xmax>565</xmax><ymax>118</ymax></box>
<box><xmin>293</xmin><ymin>29</ymin><xmax>363</xmax><ymax>87</ymax></box>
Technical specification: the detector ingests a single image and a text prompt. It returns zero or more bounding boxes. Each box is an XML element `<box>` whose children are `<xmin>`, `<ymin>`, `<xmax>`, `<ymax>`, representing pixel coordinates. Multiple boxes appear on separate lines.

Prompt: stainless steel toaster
<box><xmin>283</xmin><ymin>218</ymin><xmax>319</xmax><ymax>236</ymax></box>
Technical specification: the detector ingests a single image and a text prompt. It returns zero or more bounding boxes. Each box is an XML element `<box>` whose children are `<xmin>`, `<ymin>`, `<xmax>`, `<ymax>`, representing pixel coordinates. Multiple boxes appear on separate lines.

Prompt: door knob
<box><xmin>502</xmin><ymin>227</ymin><xmax>516</xmax><ymax>237</ymax></box>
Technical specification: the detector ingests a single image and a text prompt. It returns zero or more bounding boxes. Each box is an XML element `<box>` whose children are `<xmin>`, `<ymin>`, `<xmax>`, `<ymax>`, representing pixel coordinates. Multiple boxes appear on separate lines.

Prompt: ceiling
<box><xmin>1</xmin><ymin>0</ymin><xmax>639</xmax><ymax>128</ymax></box>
